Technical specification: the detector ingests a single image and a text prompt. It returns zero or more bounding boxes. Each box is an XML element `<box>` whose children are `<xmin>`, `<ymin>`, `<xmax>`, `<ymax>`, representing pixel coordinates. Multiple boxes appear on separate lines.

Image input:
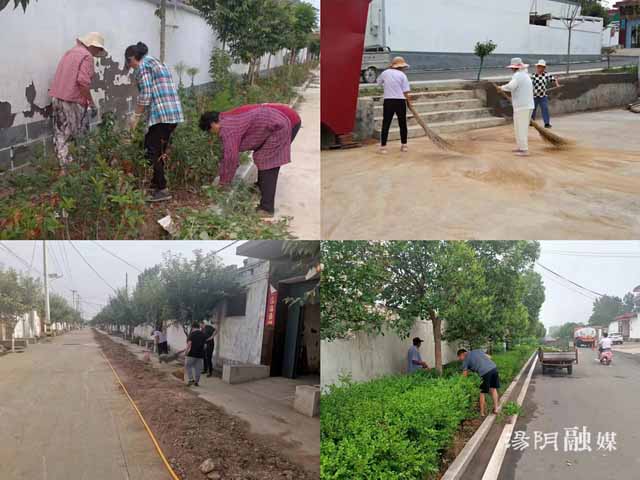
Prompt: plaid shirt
<box><xmin>135</xmin><ymin>56</ymin><xmax>184</xmax><ymax>127</ymax></box>
<box><xmin>218</xmin><ymin>106</ymin><xmax>292</xmax><ymax>184</ymax></box>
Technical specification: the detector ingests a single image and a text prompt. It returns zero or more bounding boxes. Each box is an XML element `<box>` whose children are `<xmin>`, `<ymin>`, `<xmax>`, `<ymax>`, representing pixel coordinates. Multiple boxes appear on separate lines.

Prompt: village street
<box><xmin>496</xmin><ymin>347</ymin><xmax>640</xmax><ymax>479</ymax></box>
<box><xmin>0</xmin><ymin>329</ymin><xmax>171</xmax><ymax>480</ymax></box>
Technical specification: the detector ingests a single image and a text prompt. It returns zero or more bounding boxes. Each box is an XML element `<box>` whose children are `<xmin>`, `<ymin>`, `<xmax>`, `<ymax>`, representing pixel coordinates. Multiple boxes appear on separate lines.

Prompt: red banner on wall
<box><xmin>265</xmin><ymin>285</ymin><xmax>278</xmax><ymax>328</ymax></box>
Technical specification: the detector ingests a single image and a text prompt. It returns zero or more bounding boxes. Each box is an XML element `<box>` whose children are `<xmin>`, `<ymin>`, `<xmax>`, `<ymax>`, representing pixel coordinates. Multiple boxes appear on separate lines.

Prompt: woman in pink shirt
<box><xmin>49</xmin><ymin>32</ymin><xmax>107</xmax><ymax>170</ymax></box>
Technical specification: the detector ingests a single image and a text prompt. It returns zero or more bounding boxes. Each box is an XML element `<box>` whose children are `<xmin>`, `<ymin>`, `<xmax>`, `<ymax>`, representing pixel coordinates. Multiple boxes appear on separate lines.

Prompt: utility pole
<box><xmin>43</xmin><ymin>240</ymin><xmax>51</xmax><ymax>335</ymax></box>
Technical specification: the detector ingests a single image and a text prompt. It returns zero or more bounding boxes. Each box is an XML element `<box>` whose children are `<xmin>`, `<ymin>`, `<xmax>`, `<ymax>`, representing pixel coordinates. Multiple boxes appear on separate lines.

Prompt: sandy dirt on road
<box><xmin>94</xmin><ymin>331</ymin><xmax>315</xmax><ymax>480</ymax></box>
<box><xmin>322</xmin><ymin>125</ymin><xmax>640</xmax><ymax>239</ymax></box>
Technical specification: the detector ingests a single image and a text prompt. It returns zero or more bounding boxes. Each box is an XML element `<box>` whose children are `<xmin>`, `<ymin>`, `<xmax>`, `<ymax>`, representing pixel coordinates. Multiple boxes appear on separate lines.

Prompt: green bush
<box><xmin>320</xmin><ymin>346</ymin><xmax>535</xmax><ymax>480</ymax></box>
<box><xmin>321</xmin><ymin>373</ymin><xmax>479</xmax><ymax>479</ymax></box>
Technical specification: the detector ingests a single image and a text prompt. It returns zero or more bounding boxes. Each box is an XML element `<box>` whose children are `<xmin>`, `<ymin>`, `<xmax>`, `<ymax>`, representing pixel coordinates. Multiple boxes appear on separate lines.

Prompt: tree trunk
<box><xmin>477</xmin><ymin>57</ymin><xmax>484</xmax><ymax>81</ymax></box>
<box><xmin>160</xmin><ymin>0</ymin><xmax>167</xmax><ymax>63</ymax></box>
<box><xmin>430</xmin><ymin>311</ymin><xmax>443</xmax><ymax>374</ymax></box>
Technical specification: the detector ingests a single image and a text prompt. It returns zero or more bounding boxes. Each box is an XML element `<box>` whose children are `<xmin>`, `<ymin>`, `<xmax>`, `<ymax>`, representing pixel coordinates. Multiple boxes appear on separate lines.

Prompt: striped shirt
<box><xmin>218</xmin><ymin>106</ymin><xmax>292</xmax><ymax>184</ymax></box>
<box><xmin>135</xmin><ymin>55</ymin><xmax>184</xmax><ymax>127</ymax></box>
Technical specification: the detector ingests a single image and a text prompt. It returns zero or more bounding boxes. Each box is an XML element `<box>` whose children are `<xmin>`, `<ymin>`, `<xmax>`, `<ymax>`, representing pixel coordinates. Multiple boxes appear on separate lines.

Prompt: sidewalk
<box><xmin>104</xmin><ymin>332</ymin><xmax>320</xmax><ymax>474</ymax></box>
<box><xmin>275</xmin><ymin>70</ymin><xmax>320</xmax><ymax>239</ymax></box>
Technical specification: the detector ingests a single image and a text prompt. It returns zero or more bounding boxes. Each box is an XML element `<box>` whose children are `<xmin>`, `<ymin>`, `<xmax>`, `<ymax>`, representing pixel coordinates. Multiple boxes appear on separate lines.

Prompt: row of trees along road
<box><xmin>322</xmin><ymin>241</ymin><xmax>546</xmax><ymax>373</ymax></box>
<box><xmin>91</xmin><ymin>250</ymin><xmax>241</xmax><ymax>338</ymax></box>
<box><xmin>190</xmin><ymin>0</ymin><xmax>318</xmax><ymax>84</ymax></box>
<box><xmin>0</xmin><ymin>267</ymin><xmax>81</xmax><ymax>339</ymax></box>
<box><xmin>91</xmin><ymin>241</ymin><xmax>321</xmax><ymax>338</ymax></box>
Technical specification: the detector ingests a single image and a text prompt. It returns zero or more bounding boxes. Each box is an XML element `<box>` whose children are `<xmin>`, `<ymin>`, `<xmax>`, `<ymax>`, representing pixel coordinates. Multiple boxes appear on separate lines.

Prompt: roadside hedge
<box><xmin>320</xmin><ymin>345</ymin><xmax>535</xmax><ymax>480</ymax></box>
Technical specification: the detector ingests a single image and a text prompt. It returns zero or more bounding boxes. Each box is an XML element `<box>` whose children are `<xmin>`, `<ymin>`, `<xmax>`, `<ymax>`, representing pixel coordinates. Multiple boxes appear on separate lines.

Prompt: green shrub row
<box><xmin>320</xmin><ymin>345</ymin><xmax>535</xmax><ymax>480</ymax></box>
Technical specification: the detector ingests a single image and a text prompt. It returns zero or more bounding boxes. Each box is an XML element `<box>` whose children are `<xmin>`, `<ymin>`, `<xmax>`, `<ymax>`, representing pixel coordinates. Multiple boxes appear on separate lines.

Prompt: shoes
<box><xmin>194</xmin><ymin>382</ymin><xmax>199</xmax><ymax>387</ymax></box>
<box><xmin>511</xmin><ymin>148</ymin><xmax>523</xmax><ymax>153</ymax></box>
<box><xmin>544</xmin><ymin>124</ymin><xmax>552</xmax><ymax>128</ymax></box>
<box><xmin>146</xmin><ymin>189</ymin><xmax>172</xmax><ymax>203</ymax></box>
<box><xmin>515</xmin><ymin>151</ymin><xmax>530</xmax><ymax>157</ymax></box>
<box><xmin>207</xmin><ymin>373</ymin><xmax>213</xmax><ymax>378</ymax></box>
<box><xmin>187</xmin><ymin>380</ymin><xmax>194</xmax><ymax>386</ymax></box>
<box><xmin>256</xmin><ymin>207</ymin><xmax>274</xmax><ymax>218</ymax></box>
<box><xmin>400</xmin><ymin>145</ymin><xmax>408</xmax><ymax>153</ymax></box>
<box><xmin>379</xmin><ymin>147</ymin><xmax>388</xmax><ymax>155</ymax></box>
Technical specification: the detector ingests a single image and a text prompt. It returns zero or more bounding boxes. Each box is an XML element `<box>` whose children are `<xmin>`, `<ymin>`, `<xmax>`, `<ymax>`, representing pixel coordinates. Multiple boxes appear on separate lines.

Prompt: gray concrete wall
<box><xmin>482</xmin><ymin>72</ymin><xmax>639</xmax><ymax>118</ymax></box>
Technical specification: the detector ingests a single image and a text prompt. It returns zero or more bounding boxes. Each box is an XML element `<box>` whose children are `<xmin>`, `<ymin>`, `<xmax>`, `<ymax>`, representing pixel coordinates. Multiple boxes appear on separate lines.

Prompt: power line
<box><xmin>58</xmin><ymin>242</ymin><xmax>74</xmax><ymax>287</ymax></box>
<box><xmin>29</xmin><ymin>242</ymin><xmax>36</xmax><ymax>270</ymax></box>
<box><xmin>544</xmin><ymin>250</ymin><xmax>640</xmax><ymax>258</ymax></box>
<box><xmin>91</xmin><ymin>241</ymin><xmax>143</xmax><ymax>273</ymax></box>
<box><xmin>68</xmin><ymin>241</ymin><xmax>117</xmax><ymax>293</ymax></box>
<box><xmin>536</xmin><ymin>262</ymin><xmax>604</xmax><ymax>297</ymax></box>
<box><xmin>538</xmin><ymin>269</ymin><xmax>599</xmax><ymax>302</ymax></box>
<box><xmin>0</xmin><ymin>242</ymin><xmax>43</xmax><ymax>276</ymax></box>
<box><xmin>213</xmin><ymin>240</ymin><xmax>240</xmax><ymax>255</ymax></box>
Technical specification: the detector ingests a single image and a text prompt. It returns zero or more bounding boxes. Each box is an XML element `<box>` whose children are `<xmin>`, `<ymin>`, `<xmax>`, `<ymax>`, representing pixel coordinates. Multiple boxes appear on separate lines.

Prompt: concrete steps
<box><xmin>374</xmin><ymin>107</ymin><xmax>495</xmax><ymax>130</ymax></box>
<box><xmin>370</xmin><ymin>86</ymin><xmax>507</xmax><ymax>140</ymax></box>
<box><xmin>378</xmin><ymin>117</ymin><xmax>508</xmax><ymax>141</ymax></box>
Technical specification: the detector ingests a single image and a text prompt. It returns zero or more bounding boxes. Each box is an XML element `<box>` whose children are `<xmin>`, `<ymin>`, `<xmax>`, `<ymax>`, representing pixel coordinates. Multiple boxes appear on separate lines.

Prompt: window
<box><xmin>226</xmin><ymin>292</ymin><xmax>247</xmax><ymax>316</ymax></box>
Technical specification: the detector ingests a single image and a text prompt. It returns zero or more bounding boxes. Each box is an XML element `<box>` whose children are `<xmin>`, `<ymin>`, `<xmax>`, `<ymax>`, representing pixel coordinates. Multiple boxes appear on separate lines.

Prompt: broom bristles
<box><xmin>529</xmin><ymin>120</ymin><xmax>572</xmax><ymax>148</ymax></box>
<box><xmin>408</xmin><ymin>104</ymin><xmax>454</xmax><ymax>150</ymax></box>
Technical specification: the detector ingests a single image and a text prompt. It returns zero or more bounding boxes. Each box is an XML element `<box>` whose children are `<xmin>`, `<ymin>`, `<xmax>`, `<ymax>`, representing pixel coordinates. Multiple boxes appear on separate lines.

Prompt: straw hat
<box><xmin>506</xmin><ymin>57</ymin><xmax>529</xmax><ymax>69</ymax></box>
<box><xmin>535</xmin><ymin>59</ymin><xmax>547</xmax><ymax>67</ymax></box>
<box><xmin>390</xmin><ymin>56</ymin><xmax>410</xmax><ymax>69</ymax></box>
<box><xmin>78</xmin><ymin>32</ymin><xmax>107</xmax><ymax>56</ymax></box>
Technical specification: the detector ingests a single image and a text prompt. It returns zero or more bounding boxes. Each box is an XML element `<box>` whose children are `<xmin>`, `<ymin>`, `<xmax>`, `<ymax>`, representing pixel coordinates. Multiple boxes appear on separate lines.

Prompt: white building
<box><xmin>365</xmin><ymin>0</ymin><xmax>605</xmax><ymax>70</ymax></box>
<box><xmin>608</xmin><ymin>312</ymin><xmax>640</xmax><ymax>340</ymax></box>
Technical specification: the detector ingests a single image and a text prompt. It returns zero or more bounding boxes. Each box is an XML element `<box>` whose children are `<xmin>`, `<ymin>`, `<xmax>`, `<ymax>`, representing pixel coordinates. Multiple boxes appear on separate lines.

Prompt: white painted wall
<box><xmin>133</xmin><ymin>323</ymin><xmax>188</xmax><ymax>353</ymax></box>
<box><xmin>0</xmin><ymin>0</ymin><xmax>294</xmax><ymax>130</ymax></box>
<box><xmin>218</xmin><ymin>259</ymin><xmax>270</xmax><ymax>365</ymax></box>
<box><xmin>630</xmin><ymin>316</ymin><xmax>640</xmax><ymax>340</ymax></box>
<box><xmin>12</xmin><ymin>310</ymin><xmax>41</xmax><ymax>338</ymax></box>
<box><xmin>366</xmin><ymin>0</ymin><xmax>603</xmax><ymax>56</ymax></box>
<box><xmin>607</xmin><ymin>320</ymin><xmax>619</xmax><ymax>334</ymax></box>
<box><xmin>321</xmin><ymin>320</ymin><xmax>460</xmax><ymax>389</ymax></box>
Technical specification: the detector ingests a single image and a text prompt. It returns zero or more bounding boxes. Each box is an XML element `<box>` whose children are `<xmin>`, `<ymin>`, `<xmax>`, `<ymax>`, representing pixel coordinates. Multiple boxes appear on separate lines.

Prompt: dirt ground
<box><xmin>94</xmin><ymin>331</ymin><xmax>315</xmax><ymax>480</ymax></box>
<box><xmin>322</xmin><ymin>110</ymin><xmax>640</xmax><ymax>240</ymax></box>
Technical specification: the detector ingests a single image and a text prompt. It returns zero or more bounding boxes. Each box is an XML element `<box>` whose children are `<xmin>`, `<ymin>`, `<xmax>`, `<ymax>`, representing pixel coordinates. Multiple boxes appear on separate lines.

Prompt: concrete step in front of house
<box><xmin>360</xmin><ymin>79</ymin><xmax>474</xmax><ymax>94</ymax></box>
<box><xmin>374</xmin><ymin>107</ymin><xmax>495</xmax><ymax>130</ymax></box>
<box><xmin>374</xmin><ymin>116</ymin><xmax>508</xmax><ymax>140</ymax></box>
<box><xmin>366</xmin><ymin>89</ymin><xmax>478</xmax><ymax>104</ymax></box>
<box><xmin>373</xmin><ymin>98</ymin><xmax>484</xmax><ymax>115</ymax></box>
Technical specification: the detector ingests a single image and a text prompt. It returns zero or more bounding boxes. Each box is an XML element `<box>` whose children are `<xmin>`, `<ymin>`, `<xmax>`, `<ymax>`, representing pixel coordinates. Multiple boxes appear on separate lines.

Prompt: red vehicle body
<box><xmin>574</xmin><ymin>326</ymin><xmax>597</xmax><ymax>348</ymax></box>
<box><xmin>321</xmin><ymin>0</ymin><xmax>371</xmax><ymax>144</ymax></box>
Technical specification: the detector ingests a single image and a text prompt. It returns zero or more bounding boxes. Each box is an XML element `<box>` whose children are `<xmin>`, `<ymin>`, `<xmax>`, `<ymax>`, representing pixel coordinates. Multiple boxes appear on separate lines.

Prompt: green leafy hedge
<box><xmin>320</xmin><ymin>346</ymin><xmax>535</xmax><ymax>479</ymax></box>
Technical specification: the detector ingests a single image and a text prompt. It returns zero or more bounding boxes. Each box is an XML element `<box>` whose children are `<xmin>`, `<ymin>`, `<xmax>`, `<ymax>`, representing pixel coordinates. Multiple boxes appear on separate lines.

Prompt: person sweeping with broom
<box><xmin>499</xmin><ymin>58</ymin><xmax>534</xmax><ymax>157</ymax></box>
<box><xmin>377</xmin><ymin>56</ymin><xmax>412</xmax><ymax>155</ymax></box>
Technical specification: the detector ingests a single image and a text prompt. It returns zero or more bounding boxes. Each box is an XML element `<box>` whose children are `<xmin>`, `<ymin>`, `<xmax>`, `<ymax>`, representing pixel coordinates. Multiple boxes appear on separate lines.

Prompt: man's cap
<box><xmin>413</xmin><ymin>337</ymin><xmax>424</xmax><ymax>344</ymax></box>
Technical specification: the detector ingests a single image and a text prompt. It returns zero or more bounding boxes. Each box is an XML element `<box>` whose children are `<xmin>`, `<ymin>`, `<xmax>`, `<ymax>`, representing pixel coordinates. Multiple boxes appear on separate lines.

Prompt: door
<box><xmin>282</xmin><ymin>297</ymin><xmax>303</xmax><ymax>379</ymax></box>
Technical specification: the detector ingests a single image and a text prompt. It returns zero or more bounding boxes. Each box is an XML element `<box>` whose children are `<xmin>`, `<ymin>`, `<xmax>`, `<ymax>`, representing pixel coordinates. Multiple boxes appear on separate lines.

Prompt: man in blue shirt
<box><xmin>408</xmin><ymin>337</ymin><xmax>430</xmax><ymax>373</ymax></box>
<box><xmin>458</xmin><ymin>348</ymin><xmax>501</xmax><ymax>416</ymax></box>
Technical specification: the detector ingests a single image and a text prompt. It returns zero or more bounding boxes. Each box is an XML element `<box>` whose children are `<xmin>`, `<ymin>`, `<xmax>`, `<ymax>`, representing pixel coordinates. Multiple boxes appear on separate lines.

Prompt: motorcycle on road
<box><xmin>599</xmin><ymin>349</ymin><xmax>613</xmax><ymax>366</ymax></box>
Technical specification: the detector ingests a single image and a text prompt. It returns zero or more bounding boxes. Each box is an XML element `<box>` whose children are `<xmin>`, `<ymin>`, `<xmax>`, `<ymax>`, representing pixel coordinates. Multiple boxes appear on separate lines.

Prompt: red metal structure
<box><xmin>321</xmin><ymin>0</ymin><xmax>371</xmax><ymax>146</ymax></box>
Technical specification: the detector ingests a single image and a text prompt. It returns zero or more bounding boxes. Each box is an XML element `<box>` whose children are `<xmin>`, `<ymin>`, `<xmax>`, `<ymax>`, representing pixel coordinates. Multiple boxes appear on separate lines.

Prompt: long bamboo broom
<box><xmin>493</xmin><ymin>83</ymin><xmax>572</xmax><ymax>149</ymax></box>
<box><xmin>407</xmin><ymin>102</ymin><xmax>454</xmax><ymax>150</ymax></box>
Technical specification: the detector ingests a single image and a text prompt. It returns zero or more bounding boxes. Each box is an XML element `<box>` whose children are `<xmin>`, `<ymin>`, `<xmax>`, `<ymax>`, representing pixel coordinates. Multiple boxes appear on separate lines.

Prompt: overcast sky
<box><xmin>536</xmin><ymin>241</ymin><xmax>640</xmax><ymax>329</ymax></box>
<box><xmin>0</xmin><ymin>241</ymin><xmax>246</xmax><ymax>320</ymax></box>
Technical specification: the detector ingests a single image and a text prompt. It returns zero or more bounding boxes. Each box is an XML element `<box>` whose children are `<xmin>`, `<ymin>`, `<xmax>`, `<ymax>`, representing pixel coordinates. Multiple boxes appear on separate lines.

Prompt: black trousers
<box><xmin>158</xmin><ymin>341</ymin><xmax>168</xmax><ymax>355</ymax></box>
<box><xmin>380</xmin><ymin>99</ymin><xmax>408</xmax><ymax>146</ymax></box>
<box><xmin>291</xmin><ymin>121</ymin><xmax>302</xmax><ymax>143</ymax></box>
<box><xmin>257</xmin><ymin>167</ymin><xmax>280</xmax><ymax>214</ymax></box>
<box><xmin>203</xmin><ymin>340</ymin><xmax>214</xmax><ymax>373</ymax></box>
<box><xmin>144</xmin><ymin>123</ymin><xmax>177</xmax><ymax>191</ymax></box>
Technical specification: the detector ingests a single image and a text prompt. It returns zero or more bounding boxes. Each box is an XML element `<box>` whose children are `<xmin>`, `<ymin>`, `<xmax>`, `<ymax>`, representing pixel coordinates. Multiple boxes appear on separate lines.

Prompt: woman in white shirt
<box><xmin>500</xmin><ymin>58</ymin><xmax>534</xmax><ymax>157</ymax></box>
<box><xmin>376</xmin><ymin>56</ymin><xmax>412</xmax><ymax>154</ymax></box>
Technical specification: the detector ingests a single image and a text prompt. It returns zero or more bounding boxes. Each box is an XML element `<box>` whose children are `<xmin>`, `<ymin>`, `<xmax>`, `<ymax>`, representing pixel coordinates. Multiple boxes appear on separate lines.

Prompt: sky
<box><xmin>0</xmin><ymin>241</ymin><xmax>247</xmax><ymax>320</ymax></box>
<box><xmin>536</xmin><ymin>241</ymin><xmax>640</xmax><ymax>329</ymax></box>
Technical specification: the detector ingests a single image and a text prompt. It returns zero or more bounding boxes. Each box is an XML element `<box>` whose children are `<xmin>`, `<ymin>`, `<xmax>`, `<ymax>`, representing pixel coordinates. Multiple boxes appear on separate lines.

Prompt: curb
<box><xmin>289</xmin><ymin>69</ymin><xmax>319</xmax><ymax>110</ymax></box>
<box><xmin>441</xmin><ymin>351</ymin><xmax>537</xmax><ymax>480</ymax></box>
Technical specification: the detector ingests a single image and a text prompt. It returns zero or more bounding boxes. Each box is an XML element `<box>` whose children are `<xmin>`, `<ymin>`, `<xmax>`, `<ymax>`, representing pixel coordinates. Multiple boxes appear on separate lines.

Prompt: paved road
<box><xmin>276</xmin><ymin>70</ymin><xmax>320</xmax><ymax>239</ymax></box>
<box><xmin>0</xmin><ymin>329</ymin><xmax>171</xmax><ymax>480</ymax></box>
<box><xmin>360</xmin><ymin>58</ymin><xmax>635</xmax><ymax>83</ymax></box>
<box><xmin>500</xmin><ymin>347</ymin><xmax>640</xmax><ymax>479</ymax></box>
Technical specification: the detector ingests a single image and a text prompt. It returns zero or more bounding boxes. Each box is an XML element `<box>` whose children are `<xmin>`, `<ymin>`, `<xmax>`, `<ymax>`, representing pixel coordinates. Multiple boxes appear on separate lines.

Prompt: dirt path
<box><xmin>94</xmin><ymin>330</ymin><xmax>315</xmax><ymax>480</ymax></box>
<box><xmin>276</xmin><ymin>71</ymin><xmax>321</xmax><ymax>239</ymax></box>
<box><xmin>322</xmin><ymin>113</ymin><xmax>640</xmax><ymax>239</ymax></box>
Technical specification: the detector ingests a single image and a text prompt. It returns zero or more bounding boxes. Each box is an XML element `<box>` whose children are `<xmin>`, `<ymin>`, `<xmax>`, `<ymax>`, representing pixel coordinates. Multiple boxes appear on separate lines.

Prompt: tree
<box><xmin>49</xmin><ymin>293</ymin><xmax>82</xmax><ymax>330</ymax></box>
<box><xmin>562</xmin><ymin>3</ymin><xmax>583</xmax><ymax>74</ymax></box>
<box><xmin>468</xmin><ymin>241</ymin><xmax>540</xmax><ymax>346</ymax></box>
<box><xmin>187</xmin><ymin>67</ymin><xmax>200</xmax><ymax>87</ymax></box>
<box><xmin>158</xmin><ymin>0</ymin><xmax>168</xmax><ymax>63</ymax></box>
<box><xmin>321</xmin><ymin>241</ymin><xmax>389</xmax><ymax>341</ymax></box>
<box><xmin>521</xmin><ymin>270</ymin><xmax>546</xmax><ymax>336</ymax></box>
<box><xmin>174</xmin><ymin>61</ymin><xmax>187</xmax><ymax>87</ymax></box>
<box><xmin>132</xmin><ymin>266</ymin><xmax>167</xmax><ymax>329</ymax></box>
<box><xmin>580</xmin><ymin>0</ymin><xmax>610</xmax><ymax>25</ymax></box>
<box><xmin>623</xmin><ymin>292</ymin><xmax>637</xmax><ymax>314</ymax></box>
<box><xmin>557</xmin><ymin>321</ymin><xmax>582</xmax><ymax>341</ymax></box>
<box><xmin>602</xmin><ymin>46</ymin><xmax>616</xmax><ymax>70</ymax></box>
<box><xmin>0</xmin><ymin>0</ymin><xmax>33</xmax><ymax>13</ymax></box>
<box><xmin>285</xmin><ymin>1</ymin><xmax>318</xmax><ymax>65</ymax></box>
<box><xmin>588</xmin><ymin>295</ymin><xmax>624</xmax><ymax>326</ymax></box>
<box><xmin>0</xmin><ymin>268</ymin><xmax>28</xmax><ymax>340</ymax></box>
<box><xmin>474</xmin><ymin>40</ymin><xmax>497</xmax><ymax>81</ymax></box>
<box><xmin>382</xmin><ymin>241</ymin><xmax>492</xmax><ymax>374</ymax></box>
<box><xmin>160</xmin><ymin>250</ymin><xmax>240</xmax><ymax>336</ymax></box>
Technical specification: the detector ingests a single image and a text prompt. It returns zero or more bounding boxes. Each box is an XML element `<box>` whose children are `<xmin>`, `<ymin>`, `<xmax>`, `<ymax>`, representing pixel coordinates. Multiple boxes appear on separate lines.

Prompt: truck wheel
<box><xmin>364</xmin><ymin>67</ymin><xmax>378</xmax><ymax>84</ymax></box>
<box><xmin>567</xmin><ymin>365</ymin><xmax>573</xmax><ymax>375</ymax></box>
